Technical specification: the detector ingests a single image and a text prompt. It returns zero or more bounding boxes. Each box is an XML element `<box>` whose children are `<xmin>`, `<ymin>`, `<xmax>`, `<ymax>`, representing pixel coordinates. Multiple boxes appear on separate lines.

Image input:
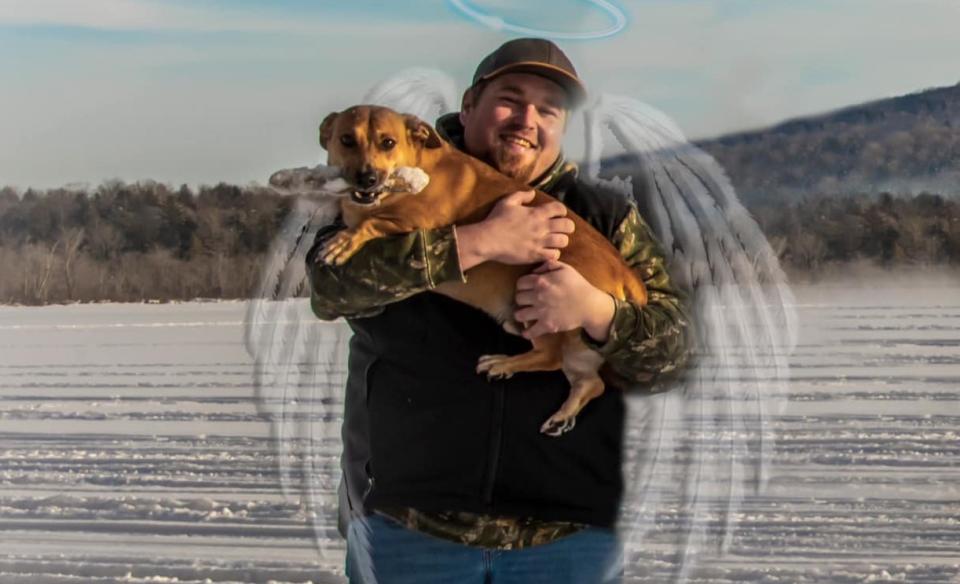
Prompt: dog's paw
<box><xmin>540</xmin><ymin>414</ymin><xmax>576</xmax><ymax>437</ymax></box>
<box><xmin>476</xmin><ymin>354</ymin><xmax>515</xmax><ymax>380</ymax></box>
<box><xmin>318</xmin><ymin>231</ymin><xmax>362</xmax><ymax>265</ymax></box>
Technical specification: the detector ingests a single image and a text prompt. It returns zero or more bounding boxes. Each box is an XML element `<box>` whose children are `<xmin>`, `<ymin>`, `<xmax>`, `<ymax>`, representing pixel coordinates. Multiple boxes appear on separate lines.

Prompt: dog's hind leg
<box><xmin>476</xmin><ymin>333</ymin><xmax>564</xmax><ymax>380</ymax></box>
<box><xmin>540</xmin><ymin>335</ymin><xmax>606</xmax><ymax>436</ymax></box>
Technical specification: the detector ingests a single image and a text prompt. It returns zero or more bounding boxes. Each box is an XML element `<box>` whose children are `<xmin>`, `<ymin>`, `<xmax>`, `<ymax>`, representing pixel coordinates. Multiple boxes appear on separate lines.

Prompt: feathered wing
<box><xmin>245</xmin><ymin>69</ymin><xmax>459</xmax><ymax>580</ymax></box>
<box><xmin>243</xmin><ymin>191</ymin><xmax>353</xmax><ymax>571</ymax></box>
<box><xmin>246</xmin><ymin>68</ymin><xmax>792</xmax><ymax>580</ymax></box>
<box><xmin>582</xmin><ymin>94</ymin><xmax>797</xmax><ymax>582</ymax></box>
<box><xmin>363</xmin><ymin>67</ymin><xmax>459</xmax><ymax>123</ymax></box>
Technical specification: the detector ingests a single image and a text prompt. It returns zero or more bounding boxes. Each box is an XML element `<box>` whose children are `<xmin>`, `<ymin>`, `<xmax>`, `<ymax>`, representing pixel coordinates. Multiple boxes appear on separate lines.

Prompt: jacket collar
<box><xmin>435</xmin><ymin>113</ymin><xmax>577</xmax><ymax>192</ymax></box>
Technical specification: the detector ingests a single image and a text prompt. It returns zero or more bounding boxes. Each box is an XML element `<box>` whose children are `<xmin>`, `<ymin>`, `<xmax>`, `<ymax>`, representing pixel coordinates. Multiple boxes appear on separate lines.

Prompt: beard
<box><xmin>491</xmin><ymin>144</ymin><xmax>538</xmax><ymax>184</ymax></box>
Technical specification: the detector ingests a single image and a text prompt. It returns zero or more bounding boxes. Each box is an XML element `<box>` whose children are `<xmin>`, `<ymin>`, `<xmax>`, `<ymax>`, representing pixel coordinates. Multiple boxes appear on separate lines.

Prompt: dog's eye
<box><xmin>340</xmin><ymin>135</ymin><xmax>357</xmax><ymax>148</ymax></box>
<box><xmin>380</xmin><ymin>138</ymin><xmax>396</xmax><ymax>151</ymax></box>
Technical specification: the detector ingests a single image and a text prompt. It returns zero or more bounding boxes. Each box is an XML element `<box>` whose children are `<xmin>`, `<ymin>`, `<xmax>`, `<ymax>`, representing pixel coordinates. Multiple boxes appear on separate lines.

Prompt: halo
<box><xmin>447</xmin><ymin>0</ymin><xmax>627</xmax><ymax>41</ymax></box>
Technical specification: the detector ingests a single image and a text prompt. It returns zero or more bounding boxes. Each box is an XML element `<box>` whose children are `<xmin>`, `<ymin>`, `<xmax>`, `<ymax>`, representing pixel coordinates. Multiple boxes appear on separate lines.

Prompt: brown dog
<box><xmin>317</xmin><ymin>105</ymin><xmax>647</xmax><ymax>436</ymax></box>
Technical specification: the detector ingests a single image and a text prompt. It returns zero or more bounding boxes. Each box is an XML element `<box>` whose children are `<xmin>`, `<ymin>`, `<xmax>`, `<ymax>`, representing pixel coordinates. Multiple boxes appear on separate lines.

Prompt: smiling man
<box><xmin>462</xmin><ymin>74</ymin><xmax>567</xmax><ymax>184</ymax></box>
<box><xmin>307</xmin><ymin>38</ymin><xmax>691</xmax><ymax>583</ymax></box>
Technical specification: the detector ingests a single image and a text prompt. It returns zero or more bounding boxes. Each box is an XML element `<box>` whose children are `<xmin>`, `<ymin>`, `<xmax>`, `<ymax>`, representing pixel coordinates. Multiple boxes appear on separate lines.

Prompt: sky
<box><xmin>1</xmin><ymin>0</ymin><xmax>958</xmax><ymax>190</ymax></box>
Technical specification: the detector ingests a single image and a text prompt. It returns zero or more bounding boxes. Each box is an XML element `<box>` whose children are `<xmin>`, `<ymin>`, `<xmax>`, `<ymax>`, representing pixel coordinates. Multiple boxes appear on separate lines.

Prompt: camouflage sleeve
<box><xmin>581</xmin><ymin>205</ymin><xmax>693</xmax><ymax>391</ymax></box>
<box><xmin>306</xmin><ymin>217</ymin><xmax>467</xmax><ymax>320</ymax></box>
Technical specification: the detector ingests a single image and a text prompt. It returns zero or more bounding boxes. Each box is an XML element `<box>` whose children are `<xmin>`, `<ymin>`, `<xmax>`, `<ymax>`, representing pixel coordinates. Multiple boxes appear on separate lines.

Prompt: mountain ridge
<box><xmin>692</xmin><ymin>81</ymin><xmax>960</xmax><ymax>202</ymax></box>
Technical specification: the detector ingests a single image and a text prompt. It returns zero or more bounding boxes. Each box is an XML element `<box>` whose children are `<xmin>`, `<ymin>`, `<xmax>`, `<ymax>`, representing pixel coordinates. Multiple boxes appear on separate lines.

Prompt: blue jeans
<box><xmin>346</xmin><ymin>513</ymin><xmax>623</xmax><ymax>584</ymax></box>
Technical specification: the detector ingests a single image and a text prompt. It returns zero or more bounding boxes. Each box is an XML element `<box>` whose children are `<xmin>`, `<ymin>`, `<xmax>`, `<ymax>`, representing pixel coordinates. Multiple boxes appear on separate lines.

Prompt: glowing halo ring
<box><xmin>447</xmin><ymin>0</ymin><xmax>626</xmax><ymax>41</ymax></box>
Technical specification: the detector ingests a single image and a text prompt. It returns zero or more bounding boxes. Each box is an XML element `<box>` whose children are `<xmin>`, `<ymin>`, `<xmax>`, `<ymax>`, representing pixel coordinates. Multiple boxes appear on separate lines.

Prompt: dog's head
<box><xmin>319</xmin><ymin>105</ymin><xmax>443</xmax><ymax>206</ymax></box>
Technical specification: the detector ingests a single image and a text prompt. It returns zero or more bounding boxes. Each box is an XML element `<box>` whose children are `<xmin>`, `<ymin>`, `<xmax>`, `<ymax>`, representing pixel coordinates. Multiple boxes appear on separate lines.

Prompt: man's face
<box><xmin>460</xmin><ymin>72</ymin><xmax>568</xmax><ymax>184</ymax></box>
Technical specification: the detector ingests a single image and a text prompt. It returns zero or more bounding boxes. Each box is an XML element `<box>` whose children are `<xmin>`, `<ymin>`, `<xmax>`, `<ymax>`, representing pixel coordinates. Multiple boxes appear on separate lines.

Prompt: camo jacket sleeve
<box><xmin>581</xmin><ymin>205</ymin><xmax>693</xmax><ymax>391</ymax></box>
<box><xmin>306</xmin><ymin>216</ymin><xmax>466</xmax><ymax>320</ymax></box>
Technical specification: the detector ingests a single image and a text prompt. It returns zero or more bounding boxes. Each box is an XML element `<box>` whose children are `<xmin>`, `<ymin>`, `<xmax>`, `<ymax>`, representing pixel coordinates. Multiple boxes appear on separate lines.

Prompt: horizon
<box><xmin>2</xmin><ymin>0</ymin><xmax>959</xmax><ymax>190</ymax></box>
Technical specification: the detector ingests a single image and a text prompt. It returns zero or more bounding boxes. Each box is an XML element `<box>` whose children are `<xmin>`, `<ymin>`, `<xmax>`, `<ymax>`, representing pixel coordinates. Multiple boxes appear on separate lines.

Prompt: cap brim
<box><xmin>479</xmin><ymin>62</ymin><xmax>587</xmax><ymax>108</ymax></box>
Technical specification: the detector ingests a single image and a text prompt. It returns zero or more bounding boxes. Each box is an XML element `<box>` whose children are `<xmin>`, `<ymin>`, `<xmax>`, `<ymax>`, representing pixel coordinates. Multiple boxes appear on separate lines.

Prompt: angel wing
<box><xmin>364</xmin><ymin>67</ymin><xmax>460</xmax><ymax>126</ymax></box>
<box><xmin>247</xmin><ymin>65</ymin><xmax>795</xmax><ymax>582</ymax></box>
<box><xmin>243</xmin><ymin>187</ymin><xmax>354</xmax><ymax>572</ymax></box>
<box><xmin>244</xmin><ymin>71</ymin><xmax>459</xmax><ymax>580</ymax></box>
<box><xmin>582</xmin><ymin>94</ymin><xmax>797</xmax><ymax>582</ymax></box>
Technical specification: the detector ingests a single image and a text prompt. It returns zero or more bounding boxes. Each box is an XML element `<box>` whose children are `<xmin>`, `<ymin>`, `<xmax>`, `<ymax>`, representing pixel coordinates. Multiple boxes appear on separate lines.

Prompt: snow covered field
<box><xmin>1</xmin><ymin>277</ymin><xmax>958</xmax><ymax>583</ymax></box>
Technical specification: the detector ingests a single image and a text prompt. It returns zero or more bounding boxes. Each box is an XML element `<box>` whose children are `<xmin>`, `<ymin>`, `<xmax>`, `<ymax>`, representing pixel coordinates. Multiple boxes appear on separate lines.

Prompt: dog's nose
<box><xmin>357</xmin><ymin>171</ymin><xmax>378</xmax><ymax>189</ymax></box>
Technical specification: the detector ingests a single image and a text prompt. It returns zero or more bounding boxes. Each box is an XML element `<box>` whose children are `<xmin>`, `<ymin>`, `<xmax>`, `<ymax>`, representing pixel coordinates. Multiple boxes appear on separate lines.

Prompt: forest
<box><xmin>1</xmin><ymin>181</ymin><xmax>958</xmax><ymax>304</ymax></box>
<box><xmin>0</xmin><ymin>181</ymin><xmax>290</xmax><ymax>304</ymax></box>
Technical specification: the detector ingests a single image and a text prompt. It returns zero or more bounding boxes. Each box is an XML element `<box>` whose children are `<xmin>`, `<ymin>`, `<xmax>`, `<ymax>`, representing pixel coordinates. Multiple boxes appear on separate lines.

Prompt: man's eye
<box><xmin>340</xmin><ymin>135</ymin><xmax>357</xmax><ymax>147</ymax></box>
<box><xmin>381</xmin><ymin>138</ymin><xmax>396</xmax><ymax>150</ymax></box>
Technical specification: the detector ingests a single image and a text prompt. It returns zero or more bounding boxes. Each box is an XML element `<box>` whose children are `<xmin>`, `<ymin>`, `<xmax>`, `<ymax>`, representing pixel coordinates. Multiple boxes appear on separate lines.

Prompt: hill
<box><xmin>696</xmin><ymin>82</ymin><xmax>960</xmax><ymax>202</ymax></box>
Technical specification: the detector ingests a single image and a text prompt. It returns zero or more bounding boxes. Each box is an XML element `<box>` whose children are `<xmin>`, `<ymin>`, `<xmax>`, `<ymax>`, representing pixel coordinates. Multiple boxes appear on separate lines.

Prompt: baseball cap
<box><xmin>471</xmin><ymin>38</ymin><xmax>587</xmax><ymax>108</ymax></box>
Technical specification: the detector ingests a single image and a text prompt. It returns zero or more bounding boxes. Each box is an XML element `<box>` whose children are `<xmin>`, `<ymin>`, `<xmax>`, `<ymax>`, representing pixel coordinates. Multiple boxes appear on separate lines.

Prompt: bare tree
<box><xmin>20</xmin><ymin>241</ymin><xmax>61</xmax><ymax>304</ymax></box>
<box><xmin>61</xmin><ymin>227</ymin><xmax>85</xmax><ymax>299</ymax></box>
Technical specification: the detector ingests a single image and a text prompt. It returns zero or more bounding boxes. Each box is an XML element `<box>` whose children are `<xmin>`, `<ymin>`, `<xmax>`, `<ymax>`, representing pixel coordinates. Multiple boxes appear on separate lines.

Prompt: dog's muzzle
<box><xmin>343</xmin><ymin>168</ymin><xmax>429</xmax><ymax>205</ymax></box>
<box><xmin>350</xmin><ymin>189</ymin><xmax>382</xmax><ymax>206</ymax></box>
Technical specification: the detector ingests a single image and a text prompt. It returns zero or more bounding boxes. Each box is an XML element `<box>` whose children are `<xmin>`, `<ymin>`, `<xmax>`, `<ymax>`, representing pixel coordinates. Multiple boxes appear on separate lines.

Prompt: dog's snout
<box><xmin>357</xmin><ymin>170</ymin><xmax>378</xmax><ymax>189</ymax></box>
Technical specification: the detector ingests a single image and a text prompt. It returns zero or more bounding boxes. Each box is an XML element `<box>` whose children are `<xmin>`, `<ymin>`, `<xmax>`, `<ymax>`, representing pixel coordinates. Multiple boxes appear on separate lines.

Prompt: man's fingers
<box><xmin>540</xmin><ymin>249</ymin><xmax>562</xmax><ymax>262</ymax></box>
<box><xmin>514</xmin><ymin>290</ymin><xmax>536</xmax><ymax>307</ymax></box>
<box><xmin>514</xmin><ymin>307</ymin><xmax>539</xmax><ymax>323</ymax></box>
<box><xmin>504</xmin><ymin>189</ymin><xmax>536</xmax><ymax>205</ymax></box>
<box><xmin>534</xmin><ymin>259</ymin><xmax>563</xmax><ymax>273</ymax></box>
<box><xmin>549</xmin><ymin>217</ymin><xmax>576</xmax><ymax>234</ymax></box>
<box><xmin>544</xmin><ymin>234</ymin><xmax>569</xmax><ymax>249</ymax></box>
<box><xmin>522</xmin><ymin>322</ymin><xmax>553</xmax><ymax>339</ymax></box>
<box><xmin>516</xmin><ymin>274</ymin><xmax>539</xmax><ymax>290</ymax></box>
<box><xmin>537</xmin><ymin>201</ymin><xmax>568</xmax><ymax>219</ymax></box>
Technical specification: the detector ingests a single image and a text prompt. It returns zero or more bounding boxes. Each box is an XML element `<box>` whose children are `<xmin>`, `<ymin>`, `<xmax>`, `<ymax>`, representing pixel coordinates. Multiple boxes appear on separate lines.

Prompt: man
<box><xmin>307</xmin><ymin>38</ymin><xmax>691</xmax><ymax>583</ymax></box>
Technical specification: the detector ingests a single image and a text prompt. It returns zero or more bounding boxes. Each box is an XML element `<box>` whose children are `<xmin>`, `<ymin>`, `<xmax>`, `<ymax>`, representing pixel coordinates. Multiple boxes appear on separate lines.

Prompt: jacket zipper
<box><xmin>482</xmin><ymin>383</ymin><xmax>506</xmax><ymax>506</ymax></box>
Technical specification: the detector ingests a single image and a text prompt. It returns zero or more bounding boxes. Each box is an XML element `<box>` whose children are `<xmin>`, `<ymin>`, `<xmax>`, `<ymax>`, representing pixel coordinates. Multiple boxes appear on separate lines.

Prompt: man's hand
<box><xmin>514</xmin><ymin>260</ymin><xmax>616</xmax><ymax>342</ymax></box>
<box><xmin>455</xmin><ymin>190</ymin><xmax>575</xmax><ymax>270</ymax></box>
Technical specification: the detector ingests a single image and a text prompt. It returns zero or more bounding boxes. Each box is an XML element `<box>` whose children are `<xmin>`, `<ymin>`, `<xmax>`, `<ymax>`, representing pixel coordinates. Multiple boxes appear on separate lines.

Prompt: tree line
<box><xmin>1</xmin><ymin>182</ymin><xmax>958</xmax><ymax>304</ymax></box>
<box><xmin>0</xmin><ymin>181</ymin><xmax>291</xmax><ymax>304</ymax></box>
<box><xmin>750</xmin><ymin>192</ymin><xmax>960</xmax><ymax>274</ymax></box>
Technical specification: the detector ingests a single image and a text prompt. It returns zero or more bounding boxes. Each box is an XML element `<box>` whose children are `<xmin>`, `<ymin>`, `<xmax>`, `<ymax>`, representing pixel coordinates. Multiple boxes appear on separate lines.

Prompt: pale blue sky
<box><xmin>2</xmin><ymin>0</ymin><xmax>958</xmax><ymax>189</ymax></box>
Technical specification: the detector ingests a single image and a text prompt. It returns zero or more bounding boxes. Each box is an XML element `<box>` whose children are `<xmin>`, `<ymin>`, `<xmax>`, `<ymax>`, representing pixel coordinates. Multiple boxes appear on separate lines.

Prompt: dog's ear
<box><xmin>405</xmin><ymin>115</ymin><xmax>443</xmax><ymax>149</ymax></box>
<box><xmin>319</xmin><ymin>112</ymin><xmax>339</xmax><ymax>150</ymax></box>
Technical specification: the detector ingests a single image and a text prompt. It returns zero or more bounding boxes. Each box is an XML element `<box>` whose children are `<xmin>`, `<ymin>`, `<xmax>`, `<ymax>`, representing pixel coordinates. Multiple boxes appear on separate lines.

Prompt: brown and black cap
<box><xmin>471</xmin><ymin>38</ymin><xmax>587</xmax><ymax>108</ymax></box>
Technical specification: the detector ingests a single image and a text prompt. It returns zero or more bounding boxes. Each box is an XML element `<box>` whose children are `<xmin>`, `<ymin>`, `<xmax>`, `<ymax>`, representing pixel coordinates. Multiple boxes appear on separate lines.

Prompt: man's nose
<box><xmin>515</xmin><ymin>103</ymin><xmax>539</xmax><ymax>127</ymax></box>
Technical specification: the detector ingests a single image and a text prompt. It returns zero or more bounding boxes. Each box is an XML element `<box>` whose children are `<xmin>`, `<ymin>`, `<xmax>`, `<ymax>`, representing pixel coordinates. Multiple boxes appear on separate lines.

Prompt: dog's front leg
<box><xmin>318</xmin><ymin>218</ymin><xmax>404</xmax><ymax>266</ymax></box>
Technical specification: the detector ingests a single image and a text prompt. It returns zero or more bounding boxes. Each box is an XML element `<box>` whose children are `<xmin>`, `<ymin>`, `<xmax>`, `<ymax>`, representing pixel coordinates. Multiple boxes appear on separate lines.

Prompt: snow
<box><xmin>1</xmin><ymin>280</ymin><xmax>958</xmax><ymax>582</ymax></box>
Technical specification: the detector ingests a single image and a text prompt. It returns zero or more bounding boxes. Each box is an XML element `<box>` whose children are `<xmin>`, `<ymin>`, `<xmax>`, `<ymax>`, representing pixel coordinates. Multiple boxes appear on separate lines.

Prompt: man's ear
<box><xmin>459</xmin><ymin>88</ymin><xmax>475</xmax><ymax>126</ymax></box>
<box><xmin>405</xmin><ymin>115</ymin><xmax>443</xmax><ymax>149</ymax></box>
<box><xmin>319</xmin><ymin>112</ymin><xmax>339</xmax><ymax>150</ymax></box>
